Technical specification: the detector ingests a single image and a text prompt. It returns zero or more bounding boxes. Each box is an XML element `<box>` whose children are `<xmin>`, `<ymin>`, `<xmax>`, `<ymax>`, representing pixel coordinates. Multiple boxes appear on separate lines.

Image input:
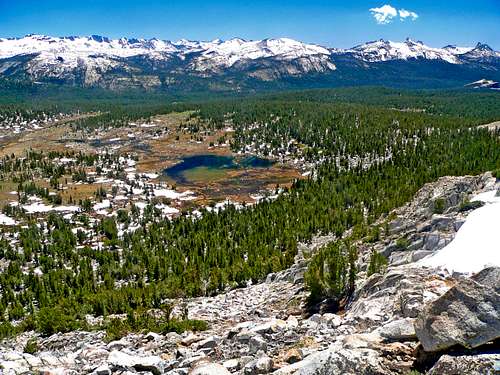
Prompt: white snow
<box><xmin>153</xmin><ymin>188</ymin><xmax>195</xmax><ymax>200</ymax></box>
<box><xmin>53</xmin><ymin>205</ymin><xmax>80</xmax><ymax>212</ymax></box>
<box><xmin>0</xmin><ymin>34</ymin><xmax>178</xmax><ymax>60</ymax></box>
<box><xmin>2</xmin><ymin>34</ymin><xmax>496</xmax><ymax>75</ymax></box>
<box><xmin>419</xmin><ymin>189</ymin><xmax>500</xmax><ymax>273</ymax></box>
<box><xmin>196</xmin><ymin>37</ymin><xmax>330</xmax><ymax>68</ymax></box>
<box><xmin>0</xmin><ymin>213</ymin><xmax>16</xmax><ymax>225</ymax></box>
<box><xmin>22</xmin><ymin>202</ymin><xmax>53</xmax><ymax>213</ymax></box>
<box><xmin>349</xmin><ymin>38</ymin><xmax>471</xmax><ymax>64</ymax></box>
<box><xmin>0</xmin><ymin>34</ymin><xmax>334</xmax><ymax>74</ymax></box>
<box><xmin>22</xmin><ymin>202</ymin><xmax>80</xmax><ymax>214</ymax></box>
<box><xmin>93</xmin><ymin>199</ymin><xmax>111</xmax><ymax>211</ymax></box>
<box><xmin>155</xmin><ymin>204</ymin><xmax>179</xmax><ymax>215</ymax></box>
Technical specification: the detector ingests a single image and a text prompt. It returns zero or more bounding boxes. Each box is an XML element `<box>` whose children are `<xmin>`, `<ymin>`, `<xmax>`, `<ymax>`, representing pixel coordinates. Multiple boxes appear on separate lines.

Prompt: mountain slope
<box><xmin>0</xmin><ymin>34</ymin><xmax>499</xmax><ymax>91</ymax></box>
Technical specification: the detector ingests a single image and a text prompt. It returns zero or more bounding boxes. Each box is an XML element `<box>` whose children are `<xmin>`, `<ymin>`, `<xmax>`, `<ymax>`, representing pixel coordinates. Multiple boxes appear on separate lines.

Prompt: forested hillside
<box><xmin>0</xmin><ymin>88</ymin><xmax>499</xmax><ymax>338</ymax></box>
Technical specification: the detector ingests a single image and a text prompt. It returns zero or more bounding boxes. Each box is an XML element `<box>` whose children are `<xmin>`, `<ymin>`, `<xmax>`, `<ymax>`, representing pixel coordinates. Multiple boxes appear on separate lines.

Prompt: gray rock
<box><xmin>191</xmin><ymin>362</ymin><xmax>232</xmax><ymax>375</ymax></box>
<box><xmin>410</xmin><ymin>250</ymin><xmax>433</xmax><ymax>262</ymax></box>
<box><xmin>321</xmin><ymin>313</ymin><xmax>342</xmax><ymax>328</ymax></box>
<box><xmin>472</xmin><ymin>266</ymin><xmax>500</xmax><ymax>292</ymax></box>
<box><xmin>0</xmin><ymin>359</ymin><xmax>30</xmax><ymax>374</ymax></box>
<box><xmin>23</xmin><ymin>353</ymin><xmax>43</xmax><ymax>368</ymax></box>
<box><xmin>427</xmin><ymin>353</ymin><xmax>500</xmax><ymax>375</ymax></box>
<box><xmin>251</xmin><ymin>319</ymin><xmax>287</xmax><ymax>335</ymax></box>
<box><xmin>423</xmin><ymin>233</ymin><xmax>441</xmax><ymax>250</ymax></box>
<box><xmin>454</xmin><ymin>219</ymin><xmax>465</xmax><ymax>232</ymax></box>
<box><xmin>307</xmin><ymin>314</ymin><xmax>322</xmax><ymax>324</ymax></box>
<box><xmin>92</xmin><ymin>364</ymin><xmax>111</xmax><ymax>375</ymax></box>
<box><xmin>272</xmin><ymin>343</ymin><xmax>387</xmax><ymax>375</ymax></box>
<box><xmin>377</xmin><ymin>318</ymin><xmax>416</xmax><ymax>341</ymax></box>
<box><xmin>389</xmin><ymin>251</ymin><xmax>411</xmax><ymax>266</ymax></box>
<box><xmin>107</xmin><ymin>350</ymin><xmax>165</xmax><ymax>375</ymax></box>
<box><xmin>196</xmin><ymin>335</ymin><xmax>220</xmax><ymax>350</ymax></box>
<box><xmin>249</xmin><ymin>335</ymin><xmax>268</xmax><ymax>354</ymax></box>
<box><xmin>244</xmin><ymin>355</ymin><xmax>274</xmax><ymax>374</ymax></box>
<box><xmin>39</xmin><ymin>352</ymin><xmax>60</xmax><ymax>367</ymax></box>
<box><xmin>430</xmin><ymin>215</ymin><xmax>454</xmax><ymax>230</ymax></box>
<box><xmin>415</xmin><ymin>267</ymin><xmax>500</xmax><ymax>352</ymax></box>
<box><xmin>235</xmin><ymin>329</ymin><xmax>254</xmax><ymax>344</ymax></box>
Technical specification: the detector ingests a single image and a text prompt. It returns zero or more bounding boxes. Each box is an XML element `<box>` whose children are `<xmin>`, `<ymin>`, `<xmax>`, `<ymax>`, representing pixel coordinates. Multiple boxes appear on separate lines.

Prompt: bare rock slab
<box><xmin>415</xmin><ymin>267</ymin><xmax>500</xmax><ymax>352</ymax></box>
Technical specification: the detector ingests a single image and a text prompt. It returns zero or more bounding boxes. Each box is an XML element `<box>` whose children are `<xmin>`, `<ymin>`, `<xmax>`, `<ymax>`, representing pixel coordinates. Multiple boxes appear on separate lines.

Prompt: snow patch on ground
<box><xmin>0</xmin><ymin>213</ymin><xmax>16</xmax><ymax>225</ymax></box>
<box><xmin>419</xmin><ymin>189</ymin><xmax>500</xmax><ymax>273</ymax></box>
<box><xmin>153</xmin><ymin>188</ymin><xmax>195</xmax><ymax>200</ymax></box>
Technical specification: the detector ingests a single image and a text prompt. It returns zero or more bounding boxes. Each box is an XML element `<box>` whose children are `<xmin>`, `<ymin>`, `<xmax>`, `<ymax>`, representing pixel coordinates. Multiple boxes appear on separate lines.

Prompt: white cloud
<box><xmin>399</xmin><ymin>9</ymin><xmax>419</xmax><ymax>21</ymax></box>
<box><xmin>370</xmin><ymin>4</ymin><xmax>398</xmax><ymax>24</ymax></box>
<box><xmin>370</xmin><ymin>4</ymin><xmax>419</xmax><ymax>24</ymax></box>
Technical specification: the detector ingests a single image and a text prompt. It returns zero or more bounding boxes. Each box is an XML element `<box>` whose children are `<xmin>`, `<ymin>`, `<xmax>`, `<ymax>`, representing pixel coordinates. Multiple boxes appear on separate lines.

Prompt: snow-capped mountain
<box><xmin>346</xmin><ymin>38</ymin><xmax>465</xmax><ymax>64</ymax></box>
<box><xmin>0</xmin><ymin>34</ymin><xmax>499</xmax><ymax>91</ymax></box>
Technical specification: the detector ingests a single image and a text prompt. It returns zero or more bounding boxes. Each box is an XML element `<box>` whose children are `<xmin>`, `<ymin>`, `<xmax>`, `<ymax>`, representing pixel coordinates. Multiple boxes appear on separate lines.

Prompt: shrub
<box><xmin>458</xmin><ymin>199</ymin><xmax>484</xmax><ymax>212</ymax></box>
<box><xmin>36</xmin><ymin>306</ymin><xmax>80</xmax><ymax>336</ymax></box>
<box><xmin>23</xmin><ymin>339</ymin><xmax>38</xmax><ymax>354</ymax></box>
<box><xmin>104</xmin><ymin>318</ymin><xmax>130</xmax><ymax>343</ymax></box>
<box><xmin>104</xmin><ymin>310</ymin><xmax>208</xmax><ymax>342</ymax></box>
<box><xmin>0</xmin><ymin>321</ymin><xmax>16</xmax><ymax>340</ymax></box>
<box><xmin>432</xmin><ymin>198</ymin><xmax>446</xmax><ymax>214</ymax></box>
<box><xmin>395</xmin><ymin>237</ymin><xmax>410</xmax><ymax>250</ymax></box>
<box><xmin>367</xmin><ymin>251</ymin><xmax>388</xmax><ymax>277</ymax></box>
<box><xmin>305</xmin><ymin>240</ymin><xmax>357</xmax><ymax>310</ymax></box>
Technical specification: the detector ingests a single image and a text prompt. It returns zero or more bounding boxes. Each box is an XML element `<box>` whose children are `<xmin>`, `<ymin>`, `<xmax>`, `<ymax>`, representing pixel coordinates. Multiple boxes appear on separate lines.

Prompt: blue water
<box><xmin>164</xmin><ymin>154</ymin><xmax>274</xmax><ymax>183</ymax></box>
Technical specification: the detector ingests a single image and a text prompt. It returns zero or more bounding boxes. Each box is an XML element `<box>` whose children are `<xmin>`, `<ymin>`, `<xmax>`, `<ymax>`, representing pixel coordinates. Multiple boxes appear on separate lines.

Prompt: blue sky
<box><xmin>0</xmin><ymin>0</ymin><xmax>499</xmax><ymax>49</ymax></box>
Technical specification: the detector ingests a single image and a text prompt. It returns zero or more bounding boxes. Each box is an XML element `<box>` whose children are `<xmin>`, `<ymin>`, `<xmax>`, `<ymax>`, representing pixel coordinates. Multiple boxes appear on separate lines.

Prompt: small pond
<box><xmin>164</xmin><ymin>154</ymin><xmax>274</xmax><ymax>184</ymax></box>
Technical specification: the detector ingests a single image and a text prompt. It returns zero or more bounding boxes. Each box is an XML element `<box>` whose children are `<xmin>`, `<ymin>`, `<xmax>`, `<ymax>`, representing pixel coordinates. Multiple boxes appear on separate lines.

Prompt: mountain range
<box><xmin>1</xmin><ymin>34</ymin><xmax>499</xmax><ymax>91</ymax></box>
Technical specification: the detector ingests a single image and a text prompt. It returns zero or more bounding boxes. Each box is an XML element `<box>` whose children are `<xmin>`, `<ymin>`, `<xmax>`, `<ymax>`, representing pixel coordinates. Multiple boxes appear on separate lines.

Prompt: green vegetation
<box><xmin>0</xmin><ymin>87</ymin><xmax>499</xmax><ymax>333</ymax></box>
<box><xmin>395</xmin><ymin>237</ymin><xmax>411</xmax><ymax>250</ymax></box>
<box><xmin>23</xmin><ymin>339</ymin><xmax>38</xmax><ymax>354</ymax></box>
<box><xmin>432</xmin><ymin>198</ymin><xmax>446</xmax><ymax>214</ymax></box>
<box><xmin>458</xmin><ymin>199</ymin><xmax>484</xmax><ymax>212</ymax></box>
<box><xmin>305</xmin><ymin>241</ymin><xmax>357</xmax><ymax>309</ymax></box>
<box><xmin>104</xmin><ymin>311</ymin><xmax>207</xmax><ymax>342</ymax></box>
<box><xmin>367</xmin><ymin>251</ymin><xmax>389</xmax><ymax>277</ymax></box>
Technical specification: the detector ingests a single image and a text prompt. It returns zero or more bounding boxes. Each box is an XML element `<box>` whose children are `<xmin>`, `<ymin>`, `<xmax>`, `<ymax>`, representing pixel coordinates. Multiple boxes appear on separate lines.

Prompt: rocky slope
<box><xmin>1</xmin><ymin>173</ymin><xmax>499</xmax><ymax>374</ymax></box>
<box><xmin>0</xmin><ymin>35</ymin><xmax>499</xmax><ymax>90</ymax></box>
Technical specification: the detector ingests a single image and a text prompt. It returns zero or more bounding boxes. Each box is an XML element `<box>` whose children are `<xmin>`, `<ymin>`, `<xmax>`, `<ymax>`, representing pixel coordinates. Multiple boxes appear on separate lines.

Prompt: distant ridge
<box><xmin>0</xmin><ymin>34</ymin><xmax>499</xmax><ymax>91</ymax></box>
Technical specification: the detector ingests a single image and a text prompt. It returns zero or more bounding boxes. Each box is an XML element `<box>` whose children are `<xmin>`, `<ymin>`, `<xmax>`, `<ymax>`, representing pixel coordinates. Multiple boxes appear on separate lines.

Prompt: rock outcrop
<box><xmin>427</xmin><ymin>353</ymin><xmax>500</xmax><ymax>375</ymax></box>
<box><xmin>415</xmin><ymin>267</ymin><xmax>500</xmax><ymax>352</ymax></box>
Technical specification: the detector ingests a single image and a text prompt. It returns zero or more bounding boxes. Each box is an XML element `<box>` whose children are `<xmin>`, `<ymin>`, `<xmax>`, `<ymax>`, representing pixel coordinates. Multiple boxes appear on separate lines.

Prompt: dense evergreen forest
<box><xmin>0</xmin><ymin>87</ymin><xmax>499</xmax><ymax>337</ymax></box>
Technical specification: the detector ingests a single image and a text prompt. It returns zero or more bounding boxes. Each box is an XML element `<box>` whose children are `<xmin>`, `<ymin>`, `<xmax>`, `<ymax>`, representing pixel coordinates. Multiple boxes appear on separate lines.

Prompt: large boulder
<box><xmin>272</xmin><ymin>342</ymin><xmax>388</xmax><ymax>375</ymax></box>
<box><xmin>376</xmin><ymin>318</ymin><xmax>416</xmax><ymax>341</ymax></box>
<box><xmin>415</xmin><ymin>267</ymin><xmax>500</xmax><ymax>352</ymax></box>
<box><xmin>346</xmin><ymin>266</ymin><xmax>450</xmax><ymax>325</ymax></box>
<box><xmin>427</xmin><ymin>353</ymin><xmax>500</xmax><ymax>375</ymax></box>
<box><xmin>107</xmin><ymin>350</ymin><xmax>165</xmax><ymax>375</ymax></box>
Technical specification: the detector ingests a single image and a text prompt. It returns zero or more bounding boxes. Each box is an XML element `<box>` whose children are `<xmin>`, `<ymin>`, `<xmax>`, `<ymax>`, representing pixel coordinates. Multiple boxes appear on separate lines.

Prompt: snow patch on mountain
<box><xmin>0</xmin><ymin>34</ymin><xmax>498</xmax><ymax>87</ymax></box>
<box><xmin>347</xmin><ymin>38</ymin><xmax>466</xmax><ymax>64</ymax></box>
<box><xmin>0</xmin><ymin>34</ymin><xmax>178</xmax><ymax>59</ymax></box>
